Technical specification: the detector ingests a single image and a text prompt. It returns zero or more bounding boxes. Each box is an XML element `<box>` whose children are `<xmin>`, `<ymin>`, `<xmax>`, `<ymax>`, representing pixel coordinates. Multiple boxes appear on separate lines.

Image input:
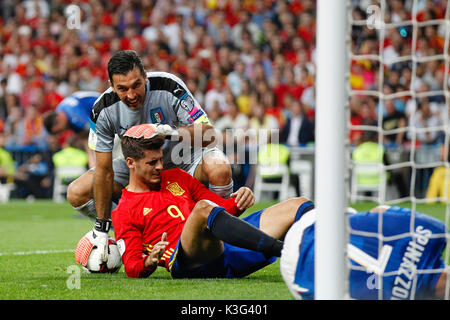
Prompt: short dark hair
<box><xmin>121</xmin><ymin>136</ymin><xmax>165</xmax><ymax>161</ymax></box>
<box><xmin>43</xmin><ymin>111</ymin><xmax>58</xmax><ymax>133</ymax></box>
<box><xmin>107</xmin><ymin>50</ymin><xmax>146</xmax><ymax>84</ymax></box>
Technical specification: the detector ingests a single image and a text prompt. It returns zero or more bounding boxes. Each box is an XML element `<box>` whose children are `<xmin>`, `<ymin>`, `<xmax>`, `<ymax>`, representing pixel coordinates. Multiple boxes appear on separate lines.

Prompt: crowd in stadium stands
<box><xmin>0</xmin><ymin>0</ymin><xmax>448</xmax><ymax>200</ymax></box>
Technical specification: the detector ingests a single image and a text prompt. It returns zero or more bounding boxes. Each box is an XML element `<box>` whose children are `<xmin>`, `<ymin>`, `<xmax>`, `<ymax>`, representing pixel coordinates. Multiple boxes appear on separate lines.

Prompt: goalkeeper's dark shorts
<box><xmin>169</xmin><ymin>209</ymin><xmax>277</xmax><ymax>279</ymax></box>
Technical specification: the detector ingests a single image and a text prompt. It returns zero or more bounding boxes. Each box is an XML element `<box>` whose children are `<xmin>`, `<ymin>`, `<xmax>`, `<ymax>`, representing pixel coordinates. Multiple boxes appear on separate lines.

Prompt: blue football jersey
<box><xmin>291</xmin><ymin>206</ymin><xmax>446</xmax><ymax>300</ymax></box>
<box><xmin>56</xmin><ymin>91</ymin><xmax>100</xmax><ymax>133</ymax></box>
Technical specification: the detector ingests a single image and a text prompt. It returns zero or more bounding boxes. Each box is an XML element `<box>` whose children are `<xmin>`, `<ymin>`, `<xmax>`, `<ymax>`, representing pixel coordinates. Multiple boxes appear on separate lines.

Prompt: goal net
<box><xmin>345</xmin><ymin>0</ymin><xmax>450</xmax><ymax>299</ymax></box>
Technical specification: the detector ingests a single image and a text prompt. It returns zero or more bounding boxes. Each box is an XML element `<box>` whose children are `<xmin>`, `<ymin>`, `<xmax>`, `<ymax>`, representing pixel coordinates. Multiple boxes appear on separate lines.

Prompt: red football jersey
<box><xmin>111</xmin><ymin>168</ymin><xmax>243</xmax><ymax>278</ymax></box>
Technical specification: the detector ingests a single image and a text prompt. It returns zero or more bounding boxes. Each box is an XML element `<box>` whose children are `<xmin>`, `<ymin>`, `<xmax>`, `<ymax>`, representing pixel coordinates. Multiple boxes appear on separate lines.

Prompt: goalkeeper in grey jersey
<box><xmin>67</xmin><ymin>50</ymin><xmax>233</xmax><ymax>264</ymax></box>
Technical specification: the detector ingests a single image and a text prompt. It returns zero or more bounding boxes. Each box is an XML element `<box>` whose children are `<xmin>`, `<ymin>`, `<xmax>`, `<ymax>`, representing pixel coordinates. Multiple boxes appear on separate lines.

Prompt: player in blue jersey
<box><xmin>43</xmin><ymin>91</ymin><xmax>101</xmax><ymax>167</ymax></box>
<box><xmin>280</xmin><ymin>204</ymin><xmax>448</xmax><ymax>300</ymax></box>
<box><xmin>43</xmin><ymin>91</ymin><xmax>100</xmax><ymax>135</ymax></box>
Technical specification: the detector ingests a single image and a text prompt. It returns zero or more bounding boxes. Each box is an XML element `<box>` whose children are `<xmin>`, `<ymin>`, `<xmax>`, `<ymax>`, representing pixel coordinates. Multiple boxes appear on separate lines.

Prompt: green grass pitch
<box><xmin>0</xmin><ymin>200</ymin><xmax>447</xmax><ymax>300</ymax></box>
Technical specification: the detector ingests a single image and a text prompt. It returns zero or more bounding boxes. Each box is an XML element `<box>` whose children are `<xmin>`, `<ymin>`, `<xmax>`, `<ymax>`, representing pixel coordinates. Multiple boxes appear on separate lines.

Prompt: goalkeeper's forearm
<box><xmin>93</xmin><ymin>167</ymin><xmax>114</xmax><ymax>220</ymax></box>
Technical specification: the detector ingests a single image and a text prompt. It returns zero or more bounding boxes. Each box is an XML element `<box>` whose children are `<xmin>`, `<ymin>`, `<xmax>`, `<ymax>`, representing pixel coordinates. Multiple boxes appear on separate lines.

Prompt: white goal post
<box><xmin>315</xmin><ymin>0</ymin><xmax>349</xmax><ymax>300</ymax></box>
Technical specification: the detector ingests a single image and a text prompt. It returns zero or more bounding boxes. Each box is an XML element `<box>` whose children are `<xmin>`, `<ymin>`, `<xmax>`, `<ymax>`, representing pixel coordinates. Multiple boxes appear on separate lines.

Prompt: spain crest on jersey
<box><xmin>166</xmin><ymin>182</ymin><xmax>185</xmax><ymax>196</ymax></box>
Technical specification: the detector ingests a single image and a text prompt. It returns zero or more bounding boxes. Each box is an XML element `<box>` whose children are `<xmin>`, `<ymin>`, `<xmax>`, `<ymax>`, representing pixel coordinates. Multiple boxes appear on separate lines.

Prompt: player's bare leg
<box><xmin>67</xmin><ymin>170</ymin><xmax>124</xmax><ymax>219</ymax></box>
<box><xmin>259</xmin><ymin>197</ymin><xmax>312</xmax><ymax>240</ymax></box>
<box><xmin>179</xmin><ymin>199</ymin><xmax>225</xmax><ymax>268</ymax></box>
<box><xmin>194</xmin><ymin>149</ymin><xmax>233</xmax><ymax>198</ymax></box>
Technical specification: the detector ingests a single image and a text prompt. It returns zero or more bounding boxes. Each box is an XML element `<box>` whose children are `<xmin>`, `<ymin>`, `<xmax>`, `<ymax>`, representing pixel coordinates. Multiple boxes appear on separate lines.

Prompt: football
<box><xmin>75</xmin><ymin>233</ymin><xmax>122</xmax><ymax>273</ymax></box>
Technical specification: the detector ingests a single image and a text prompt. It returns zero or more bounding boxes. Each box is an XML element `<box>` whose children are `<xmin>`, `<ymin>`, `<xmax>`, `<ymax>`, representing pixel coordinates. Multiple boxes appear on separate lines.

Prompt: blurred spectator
<box><xmin>260</xmin><ymin>90</ymin><xmax>283</xmax><ymax>126</ymax></box>
<box><xmin>204</xmin><ymin>77</ymin><xmax>227</xmax><ymax>113</ymax></box>
<box><xmin>13</xmin><ymin>153</ymin><xmax>51</xmax><ymax>200</ymax></box>
<box><xmin>6</xmin><ymin>105</ymin><xmax>47</xmax><ymax>152</ymax></box>
<box><xmin>246</xmin><ymin>99</ymin><xmax>279</xmax><ymax>150</ymax></box>
<box><xmin>280</xmin><ymin>99</ymin><xmax>314</xmax><ymax>146</ymax></box>
<box><xmin>251</xmin><ymin>0</ymin><xmax>275</xmax><ymax>30</ymax></box>
<box><xmin>350</xmin><ymin>99</ymin><xmax>378</xmax><ymax>146</ymax></box>
<box><xmin>226</xmin><ymin>60</ymin><xmax>247</xmax><ymax>97</ymax></box>
<box><xmin>31</xmin><ymin>87</ymin><xmax>50</xmax><ymax>114</ymax></box>
<box><xmin>3</xmin><ymin>106</ymin><xmax>23</xmax><ymax>138</ymax></box>
<box><xmin>408</xmin><ymin>98</ymin><xmax>442</xmax><ymax>146</ymax></box>
<box><xmin>21</xmin><ymin>0</ymin><xmax>49</xmax><ymax>20</ymax></box>
<box><xmin>230</xmin><ymin>10</ymin><xmax>261</xmax><ymax>48</ymax></box>
<box><xmin>236</xmin><ymin>79</ymin><xmax>252</xmax><ymax>116</ymax></box>
<box><xmin>143</xmin><ymin>10</ymin><xmax>179</xmax><ymax>53</ymax></box>
<box><xmin>78</xmin><ymin>66</ymin><xmax>101</xmax><ymax>92</ymax></box>
<box><xmin>382</xmin><ymin>99</ymin><xmax>407</xmax><ymax>146</ymax></box>
<box><xmin>405</xmin><ymin>82</ymin><xmax>445</xmax><ymax>120</ymax></box>
<box><xmin>207</xmin><ymin>10</ymin><xmax>231</xmax><ymax>45</ymax></box>
<box><xmin>248</xmin><ymin>100</ymin><xmax>279</xmax><ymax>134</ymax></box>
<box><xmin>214</xmin><ymin>99</ymin><xmax>249</xmax><ymax>132</ymax></box>
<box><xmin>273</xmin><ymin>68</ymin><xmax>305</xmax><ymax>109</ymax></box>
<box><xmin>44</xmin><ymin>78</ymin><xmax>64</xmax><ymax>112</ymax></box>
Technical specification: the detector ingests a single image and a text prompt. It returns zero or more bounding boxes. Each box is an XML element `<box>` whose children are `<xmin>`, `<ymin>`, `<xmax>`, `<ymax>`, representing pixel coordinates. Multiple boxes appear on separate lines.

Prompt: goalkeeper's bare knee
<box><xmin>67</xmin><ymin>172</ymin><xmax>94</xmax><ymax>208</ymax></box>
<box><xmin>201</xmin><ymin>151</ymin><xmax>232</xmax><ymax>185</ymax></box>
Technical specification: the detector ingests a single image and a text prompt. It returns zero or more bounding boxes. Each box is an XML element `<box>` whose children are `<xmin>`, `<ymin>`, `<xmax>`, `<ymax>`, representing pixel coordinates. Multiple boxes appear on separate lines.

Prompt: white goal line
<box><xmin>0</xmin><ymin>249</ymin><xmax>74</xmax><ymax>256</ymax></box>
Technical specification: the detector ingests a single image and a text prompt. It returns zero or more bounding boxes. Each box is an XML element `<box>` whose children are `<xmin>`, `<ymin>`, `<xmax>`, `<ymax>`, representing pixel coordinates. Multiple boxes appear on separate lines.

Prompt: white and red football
<box><xmin>75</xmin><ymin>233</ymin><xmax>122</xmax><ymax>273</ymax></box>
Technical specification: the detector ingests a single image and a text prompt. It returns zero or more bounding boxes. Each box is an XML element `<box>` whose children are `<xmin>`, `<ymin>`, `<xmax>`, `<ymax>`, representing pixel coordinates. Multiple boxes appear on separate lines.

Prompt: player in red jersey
<box><xmin>112</xmin><ymin>124</ymin><xmax>314</xmax><ymax>278</ymax></box>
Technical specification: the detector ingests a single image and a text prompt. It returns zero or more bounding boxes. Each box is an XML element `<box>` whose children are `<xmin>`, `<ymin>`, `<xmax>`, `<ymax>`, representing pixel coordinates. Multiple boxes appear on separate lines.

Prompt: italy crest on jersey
<box><xmin>150</xmin><ymin>107</ymin><xmax>165</xmax><ymax>123</ymax></box>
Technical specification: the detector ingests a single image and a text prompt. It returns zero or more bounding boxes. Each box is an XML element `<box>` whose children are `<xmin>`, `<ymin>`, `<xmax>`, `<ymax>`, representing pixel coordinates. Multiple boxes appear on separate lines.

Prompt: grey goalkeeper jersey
<box><xmin>88</xmin><ymin>71</ymin><xmax>211</xmax><ymax>171</ymax></box>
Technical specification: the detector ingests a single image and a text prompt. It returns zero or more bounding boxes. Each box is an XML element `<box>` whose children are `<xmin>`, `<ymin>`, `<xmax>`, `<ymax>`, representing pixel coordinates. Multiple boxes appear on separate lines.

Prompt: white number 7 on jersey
<box><xmin>347</xmin><ymin>244</ymin><xmax>393</xmax><ymax>275</ymax></box>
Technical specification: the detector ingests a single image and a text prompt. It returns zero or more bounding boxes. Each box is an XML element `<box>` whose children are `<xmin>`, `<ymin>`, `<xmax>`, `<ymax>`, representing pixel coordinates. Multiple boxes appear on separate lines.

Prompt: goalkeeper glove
<box><xmin>75</xmin><ymin>218</ymin><xmax>112</xmax><ymax>267</ymax></box>
<box><xmin>92</xmin><ymin>218</ymin><xmax>112</xmax><ymax>263</ymax></box>
<box><xmin>155</xmin><ymin>123</ymin><xmax>179</xmax><ymax>140</ymax></box>
<box><xmin>123</xmin><ymin>123</ymin><xmax>179</xmax><ymax>140</ymax></box>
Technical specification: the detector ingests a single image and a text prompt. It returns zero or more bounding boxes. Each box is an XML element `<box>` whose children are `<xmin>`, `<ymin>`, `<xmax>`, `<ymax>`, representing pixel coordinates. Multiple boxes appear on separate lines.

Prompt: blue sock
<box><xmin>206</xmin><ymin>206</ymin><xmax>283</xmax><ymax>258</ymax></box>
<box><xmin>207</xmin><ymin>206</ymin><xmax>226</xmax><ymax>230</ymax></box>
<box><xmin>294</xmin><ymin>201</ymin><xmax>315</xmax><ymax>222</ymax></box>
